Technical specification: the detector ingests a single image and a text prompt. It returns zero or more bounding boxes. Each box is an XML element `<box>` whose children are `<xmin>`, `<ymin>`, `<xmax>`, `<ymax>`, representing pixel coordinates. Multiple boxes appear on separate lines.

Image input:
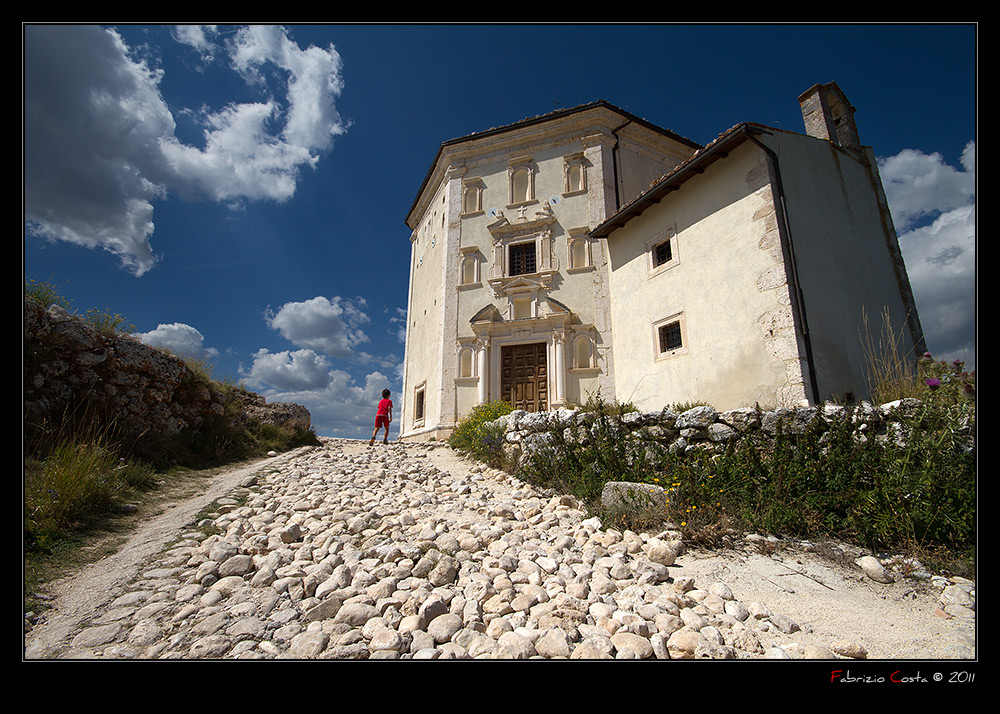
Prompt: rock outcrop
<box><xmin>23</xmin><ymin>299</ymin><xmax>310</xmax><ymax>455</ymax></box>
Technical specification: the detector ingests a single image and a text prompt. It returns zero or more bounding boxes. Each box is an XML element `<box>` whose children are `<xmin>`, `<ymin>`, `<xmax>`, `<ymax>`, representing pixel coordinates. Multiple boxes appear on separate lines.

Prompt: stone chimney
<box><xmin>798</xmin><ymin>82</ymin><xmax>862</xmax><ymax>154</ymax></box>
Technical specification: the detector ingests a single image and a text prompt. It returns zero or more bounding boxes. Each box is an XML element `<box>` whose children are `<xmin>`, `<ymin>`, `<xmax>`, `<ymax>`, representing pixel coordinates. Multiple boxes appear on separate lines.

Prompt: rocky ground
<box><xmin>23</xmin><ymin>437</ymin><xmax>976</xmax><ymax>661</ymax></box>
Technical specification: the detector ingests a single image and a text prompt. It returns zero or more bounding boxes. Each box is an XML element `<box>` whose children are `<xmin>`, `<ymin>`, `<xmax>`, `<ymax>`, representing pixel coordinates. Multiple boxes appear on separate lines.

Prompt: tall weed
<box><xmin>24</xmin><ymin>437</ymin><xmax>155</xmax><ymax>552</ymax></box>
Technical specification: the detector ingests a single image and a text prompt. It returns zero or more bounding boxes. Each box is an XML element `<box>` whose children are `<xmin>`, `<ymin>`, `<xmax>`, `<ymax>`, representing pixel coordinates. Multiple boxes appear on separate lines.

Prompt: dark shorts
<box><xmin>375</xmin><ymin>415</ymin><xmax>390</xmax><ymax>429</ymax></box>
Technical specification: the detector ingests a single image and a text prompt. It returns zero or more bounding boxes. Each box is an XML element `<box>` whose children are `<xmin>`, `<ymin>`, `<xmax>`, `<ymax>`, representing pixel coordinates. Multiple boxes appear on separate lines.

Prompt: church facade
<box><xmin>399</xmin><ymin>82</ymin><xmax>924</xmax><ymax>441</ymax></box>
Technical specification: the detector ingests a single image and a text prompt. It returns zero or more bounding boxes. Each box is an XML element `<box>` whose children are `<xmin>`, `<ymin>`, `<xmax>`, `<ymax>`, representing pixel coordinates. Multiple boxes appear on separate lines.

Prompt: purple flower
<box><xmin>925</xmin><ymin>378</ymin><xmax>941</xmax><ymax>390</ymax></box>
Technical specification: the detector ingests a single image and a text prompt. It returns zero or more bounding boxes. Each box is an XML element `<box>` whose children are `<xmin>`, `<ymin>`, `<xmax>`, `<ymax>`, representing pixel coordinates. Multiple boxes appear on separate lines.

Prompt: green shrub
<box><xmin>506</xmin><ymin>392</ymin><xmax>974</xmax><ymax>563</ymax></box>
<box><xmin>25</xmin><ymin>278</ymin><xmax>136</xmax><ymax>335</ymax></box>
<box><xmin>641</xmin><ymin>401</ymin><xmax>975</xmax><ymax>556</ymax></box>
<box><xmin>519</xmin><ymin>397</ymin><xmax>665</xmax><ymax>506</ymax></box>
<box><xmin>448</xmin><ymin>400</ymin><xmax>514</xmax><ymax>467</ymax></box>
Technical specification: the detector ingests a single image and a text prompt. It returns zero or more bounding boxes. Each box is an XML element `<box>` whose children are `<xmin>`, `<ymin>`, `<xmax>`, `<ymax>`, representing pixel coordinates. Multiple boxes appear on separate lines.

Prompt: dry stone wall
<box><xmin>23</xmin><ymin>299</ymin><xmax>310</xmax><ymax>455</ymax></box>
<box><xmin>490</xmin><ymin>399</ymin><xmax>962</xmax><ymax>468</ymax></box>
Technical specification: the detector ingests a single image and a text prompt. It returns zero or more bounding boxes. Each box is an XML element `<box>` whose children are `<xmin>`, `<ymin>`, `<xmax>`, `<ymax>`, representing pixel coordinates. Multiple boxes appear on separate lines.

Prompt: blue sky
<box><xmin>23</xmin><ymin>24</ymin><xmax>977</xmax><ymax>439</ymax></box>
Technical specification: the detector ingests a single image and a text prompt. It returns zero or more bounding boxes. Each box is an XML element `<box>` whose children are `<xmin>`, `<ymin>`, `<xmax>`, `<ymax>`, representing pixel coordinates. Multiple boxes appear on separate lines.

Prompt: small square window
<box><xmin>658</xmin><ymin>321</ymin><xmax>683</xmax><ymax>353</ymax></box>
<box><xmin>653</xmin><ymin>240</ymin><xmax>672</xmax><ymax>268</ymax></box>
<box><xmin>653</xmin><ymin>314</ymin><xmax>687</xmax><ymax>360</ymax></box>
<box><xmin>647</xmin><ymin>227</ymin><xmax>679</xmax><ymax>276</ymax></box>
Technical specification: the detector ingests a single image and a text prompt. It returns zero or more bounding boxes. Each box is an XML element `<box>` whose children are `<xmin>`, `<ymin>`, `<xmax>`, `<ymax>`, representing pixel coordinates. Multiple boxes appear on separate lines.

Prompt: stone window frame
<box><xmin>458</xmin><ymin>246</ymin><xmax>481</xmax><ymax>288</ymax></box>
<box><xmin>646</xmin><ymin>225</ymin><xmax>679</xmax><ymax>278</ymax></box>
<box><xmin>653</xmin><ymin>312</ymin><xmax>688</xmax><ymax>360</ymax></box>
<box><xmin>507</xmin><ymin>285</ymin><xmax>541</xmax><ymax>321</ymax></box>
<box><xmin>413</xmin><ymin>382</ymin><xmax>426</xmax><ymax>426</ymax></box>
<box><xmin>486</xmin><ymin>215</ymin><xmax>558</xmax><ymax>291</ymax></box>
<box><xmin>457</xmin><ymin>343</ymin><xmax>478</xmax><ymax>380</ymax></box>
<box><xmin>570</xmin><ymin>332</ymin><xmax>598</xmax><ymax>371</ymax></box>
<box><xmin>507</xmin><ymin>155</ymin><xmax>536</xmax><ymax>208</ymax></box>
<box><xmin>490</xmin><ymin>231</ymin><xmax>556</xmax><ymax>283</ymax></box>
<box><xmin>508</xmin><ymin>240</ymin><xmax>538</xmax><ymax>276</ymax></box>
<box><xmin>461</xmin><ymin>177</ymin><xmax>485</xmax><ymax>217</ymax></box>
<box><xmin>566</xmin><ymin>227</ymin><xmax>594</xmax><ymax>273</ymax></box>
<box><xmin>562</xmin><ymin>152</ymin><xmax>588</xmax><ymax>196</ymax></box>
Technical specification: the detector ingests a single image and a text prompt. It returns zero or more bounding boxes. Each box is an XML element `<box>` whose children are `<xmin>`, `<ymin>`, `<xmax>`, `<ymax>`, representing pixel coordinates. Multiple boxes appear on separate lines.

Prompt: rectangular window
<box><xmin>653</xmin><ymin>240</ymin><xmax>672</xmax><ymax>268</ymax></box>
<box><xmin>414</xmin><ymin>386</ymin><xmax>425</xmax><ymax>421</ymax></box>
<box><xmin>509</xmin><ymin>242</ymin><xmax>537</xmax><ymax>276</ymax></box>
<box><xmin>658</xmin><ymin>321</ymin><xmax>683</xmax><ymax>353</ymax></box>
<box><xmin>647</xmin><ymin>227</ymin><xmax>679</xmax><ymax>276</ymax></box>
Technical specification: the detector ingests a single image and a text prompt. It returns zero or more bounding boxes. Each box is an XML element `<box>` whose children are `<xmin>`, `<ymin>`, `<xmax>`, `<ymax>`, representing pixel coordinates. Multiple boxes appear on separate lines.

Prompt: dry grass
<box><xmin>860</xmin><ymin>306</ymin><xmax>923</xmax><ymax>403</ymax></box>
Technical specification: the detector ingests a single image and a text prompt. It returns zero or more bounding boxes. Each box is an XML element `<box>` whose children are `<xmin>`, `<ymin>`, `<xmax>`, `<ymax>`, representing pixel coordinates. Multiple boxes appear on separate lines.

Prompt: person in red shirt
<box><xmin>369</xmin><ymin>389</ymin><xmax>393</xmax><ymax>445</ymax></box>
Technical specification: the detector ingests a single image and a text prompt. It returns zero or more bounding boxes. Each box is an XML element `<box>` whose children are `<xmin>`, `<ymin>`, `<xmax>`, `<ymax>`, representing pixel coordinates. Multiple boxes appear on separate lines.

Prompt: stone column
<box><xmin>553</xmin><ymin>332</ymin><xmax>566</xmax><ymax>406</ymax></box>
<box><xmin>477</xmin><ymin>337</ymin><xmax>489</xmax><ymax>404</ymax></box>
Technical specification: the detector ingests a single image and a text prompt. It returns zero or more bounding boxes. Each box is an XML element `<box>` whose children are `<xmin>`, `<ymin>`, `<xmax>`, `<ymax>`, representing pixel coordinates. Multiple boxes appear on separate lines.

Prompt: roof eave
<box><xmin>405</xmin><ymin>101</ymin><xmax>703</xmax><ymax>229</ymax></box>
<box><xmin>591</xmin><ymin>123</ymin><xmax>773</xmax><ymax>239</ymax></box>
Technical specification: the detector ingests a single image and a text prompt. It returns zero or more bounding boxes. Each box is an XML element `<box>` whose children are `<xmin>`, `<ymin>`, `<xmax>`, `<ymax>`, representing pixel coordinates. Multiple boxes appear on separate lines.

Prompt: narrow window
<box><xmin>570</xmin><ymin>239</ymin><xmax>588</xmax><ymax>269</ymax></box>
<box><xmin>563</xmin><ymin>153</ymin><xmax>587</xmax><ymax>195</ymax></box>
<box><xmin>574</xmin><ymin>335</ymin><xmax>593</xmax><ymax>369</ymax></box>
<box><xmin>461</xmin><ymin>255</ymin><xmax>477</xmax><ymax>285</ymax></box>
<box><xmin>508</xmin><ymin>157</ymin><xmax>535</xmax><ymax>206</ymax></box>
<box><xmin>567</xmin><ymin>163</ymin><xmax>584</xmax><ymax>192</ymax></box>
<box><xmin>462</xmin><ymin>183</ymin><xmax>482</xmax><ymax>215</ymax></box>
<box><xmin>459</xmin><ymin>348</ymin><xmax>474</xmax><ymax>378</ymax></box>
<box><xmin>512</xmin><ymin>167</ymin><xmax>531</xmax><ymax>204</ymax></box>
<box><xmin>414</xmin><ymin>387</ymin><xmax>425</xmax><ymax>421</ymax></box>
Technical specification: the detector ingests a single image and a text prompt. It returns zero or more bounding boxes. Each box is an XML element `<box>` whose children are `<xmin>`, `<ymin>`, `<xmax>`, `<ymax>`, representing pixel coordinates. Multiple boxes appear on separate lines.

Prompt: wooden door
<box><xmin>501</xmin><ymin>343</ymin><xmax>548</xmax><ymax>412</ymax></box>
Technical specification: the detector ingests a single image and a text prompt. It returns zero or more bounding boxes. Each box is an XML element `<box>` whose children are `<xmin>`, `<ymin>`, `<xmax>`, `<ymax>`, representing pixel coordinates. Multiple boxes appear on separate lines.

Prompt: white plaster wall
<box><xmin>606</xmin><ymin>143</ymin><xmax>802</xmax><ymax>411</ymax></box>
<box><xmin>767</xmin><ymin>131</ymin><xmax>922</xmax><ymax>401</ymax></box>
<box><xmin>401</xmin><ymin>181</ymin><xmax>448</xmax><ymax>437</ymax></box>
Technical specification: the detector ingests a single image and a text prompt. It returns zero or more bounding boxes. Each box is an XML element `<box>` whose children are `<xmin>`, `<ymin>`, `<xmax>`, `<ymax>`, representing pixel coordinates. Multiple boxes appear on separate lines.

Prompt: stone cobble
<box><xmin>24</xmin><ymin>438</ymin><xmax>974</xmax><ymax>660</ymax></box>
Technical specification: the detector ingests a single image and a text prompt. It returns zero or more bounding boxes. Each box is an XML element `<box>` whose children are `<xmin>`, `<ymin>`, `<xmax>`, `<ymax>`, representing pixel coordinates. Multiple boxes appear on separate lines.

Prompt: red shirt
<box><xmin>377</xmin><ymin>398</ymin><xmax>393</xmax><ymax>416</ymax></box>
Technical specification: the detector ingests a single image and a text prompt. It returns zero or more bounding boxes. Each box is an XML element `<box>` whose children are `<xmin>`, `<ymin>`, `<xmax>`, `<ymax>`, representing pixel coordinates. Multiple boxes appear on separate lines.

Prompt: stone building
<box><xmin>399</xmin><ymin>82</ymin><xmax>924</xmax><ymax>441</ymax></box>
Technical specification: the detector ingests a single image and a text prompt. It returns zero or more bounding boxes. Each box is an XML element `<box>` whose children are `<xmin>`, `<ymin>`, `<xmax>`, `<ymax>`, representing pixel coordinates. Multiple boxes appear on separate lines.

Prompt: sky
<box><xmin>23</xmin><ymin>23</ymin><xmax>977</xmax><ymax>440</ymax></box>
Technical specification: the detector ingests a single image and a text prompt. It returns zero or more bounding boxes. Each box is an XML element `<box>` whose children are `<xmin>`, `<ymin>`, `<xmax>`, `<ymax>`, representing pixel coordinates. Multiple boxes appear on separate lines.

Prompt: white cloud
<box><xmin>265</xmin><ymin>296</ymin><xmax>370</xmax><ymax>358</ymax></box>
<box><xmin>137</xmin><ymin>322</ymin><xmax>219</xmax><ymax>361</ymax></box>
<box><xmin>249</xmin><ymin>295</ymin><xmax>403</xmax><ymax>437</ymax></box>
<box><xmin>24</xmin><ymin>25</ymin><xmax>174</xmax><ymax>276</ymax></box>
<box><xmin>228</xmin><ymin>25</ymin><xmax>346</xmax><ymax>153</ymax></box>
<box><xmin>879</xmin><ymin>142</ymin><xmax>975</xmax><ymax>233</ymax></box>
<box><xmin>243</xmin><ymin>348</ymin><xmax>332</xmax><ymax>392</ymax></box>
<box><xmin>244</xmin><ymin>357</ymin><xmax>398</xmax><ymax>438</ymax></box>
<box><xmin>24</xmin><ymin>25</ymin><xmax>347</xmax><ymax>276</ymax></box>
<box><xmin>878</xmin><ymin>141</ymin><xmax>976</xmax><ymax>367</ymax></box>
<box><xmin>389</xmin><ymin>307</ymin><xmax>408</xmax><ymax>344</ymax></box>
<box><xmin>171</xmin><ymin>25</ymin><xmax>219</xmax><ymax>57</ymax></box>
